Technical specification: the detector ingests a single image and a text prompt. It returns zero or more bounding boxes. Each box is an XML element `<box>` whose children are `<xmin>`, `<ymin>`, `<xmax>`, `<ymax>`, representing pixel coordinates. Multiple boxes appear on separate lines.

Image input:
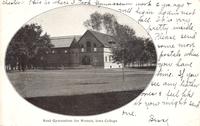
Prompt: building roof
<box><xmin>50</xmin><ymin>30</ymin><xmax>117</xmax><ymax>48</ymax></box>
<box><xmin>87</xmin><ymin>30</ymin><xmax>117</xmax><ymax>47</ymax></box>
<box><xmin>50</xmin><ymin>35</ymin><xmax>81</xmax><ymax>48</ymax></box>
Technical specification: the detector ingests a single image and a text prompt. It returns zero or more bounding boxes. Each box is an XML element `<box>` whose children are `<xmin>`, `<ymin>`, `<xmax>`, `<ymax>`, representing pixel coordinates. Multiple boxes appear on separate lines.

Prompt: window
<box><xmin>86</xmin><ymin>41</ymin><xmax>91</xmax><ymax>52</ymax></box>
<box><xmin>109</xmin><ymin>55</ymin><xmax>112</xmax><ymax>62</ymax></box>
<box><xmin>40</xmin><ymin>56</ymin><xmax>44</xmax><ymax>60</ymax></box>
<box><xmin>94</xmin><ymin>48</ymin><xmax>97</xmax><ymax>52</ymax></box>
<box><xmin>46</xmin><ymin>51</ymin><xmax>49</xmax><ymax>54</ymax></box>
<box><xmin>105</xmin><ymin>56</ymin><xmax>107</xmax><ymax>62</ymax></box>
<box><xmin>108</xmin><ymin>41</ymin><xmax>116</xmax><ymax>44</ymax></box>
<box><xmin>52</xmin><ymin>50</ymin><xmax>55</xmax><ymax>54</ymax></box>
<box><xmin>81</xmin><ymin>48</ymin><xmax>84</xmax><ymax>52</ymax></box>
<box><xmin>64</xmin><ymin>50</ymin><xmax>68</xmax><ymax>53</ymax></box>
<box><xmin>93</xmin><ymin>43</ymin><xmax>97</xmax><ymax>52</ymax></box>
<box><xmin>81</xmin><ymin>44</ymin><xmax>84</xmax><ymax>52</ymax></box>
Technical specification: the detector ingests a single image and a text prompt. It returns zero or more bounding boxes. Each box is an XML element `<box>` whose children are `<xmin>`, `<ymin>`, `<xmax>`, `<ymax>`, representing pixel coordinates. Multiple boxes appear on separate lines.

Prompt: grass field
<box><xmin>7</xmin><ymin>68</ymin><xmax>155</xmax><ymax>115</ymax></box>
<box><xmin>7</xmin><ymin>68</ymin><xmax>154</xmax><ymax>97</ymax></box>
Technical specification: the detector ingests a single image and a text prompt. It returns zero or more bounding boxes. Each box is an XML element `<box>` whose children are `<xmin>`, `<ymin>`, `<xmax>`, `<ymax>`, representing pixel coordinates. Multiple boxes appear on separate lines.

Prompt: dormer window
<box><xmin>108</xmin><ymin>41</ymin><xmax>116</xmax><ymax>44</ymax></box>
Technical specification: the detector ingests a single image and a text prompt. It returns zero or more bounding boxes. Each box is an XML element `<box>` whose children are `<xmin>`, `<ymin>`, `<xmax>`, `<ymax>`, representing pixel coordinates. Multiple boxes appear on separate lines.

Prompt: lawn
<box><xmin>7</xmin><ymin>68</ymin><xmax>155</xmax><ymax>115</ymax></box>
<box><xmin>5</xmin><ymin>69</ymin><xmax>153</xmax><ymax>97</ymax></box>
<box><xmin>7</xmin><ymin>68</ymin><xmax>154</xmax><ymax>98</ymax></box>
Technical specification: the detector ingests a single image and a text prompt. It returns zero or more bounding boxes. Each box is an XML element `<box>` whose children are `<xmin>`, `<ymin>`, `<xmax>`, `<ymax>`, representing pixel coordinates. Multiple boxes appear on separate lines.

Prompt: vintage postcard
<box><xmin>0</xmin><ymin>0</ymin><xmax>200</xmax><ymax>126</ymax></box>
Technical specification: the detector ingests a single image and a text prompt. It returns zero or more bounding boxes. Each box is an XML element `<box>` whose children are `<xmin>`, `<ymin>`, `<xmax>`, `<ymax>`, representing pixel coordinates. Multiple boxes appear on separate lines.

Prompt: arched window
<box><xmin>86</xmin><ymin>41</ymin><xmax>91</xmax><ymax>52</ymax></box>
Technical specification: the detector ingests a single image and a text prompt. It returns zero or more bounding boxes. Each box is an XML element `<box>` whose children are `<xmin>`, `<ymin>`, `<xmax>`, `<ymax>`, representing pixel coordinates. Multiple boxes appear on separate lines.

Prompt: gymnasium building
<box><xmin>45</xmin><ymin>30</ymin><xmax>122</xmax><ymax>69</ymax></box>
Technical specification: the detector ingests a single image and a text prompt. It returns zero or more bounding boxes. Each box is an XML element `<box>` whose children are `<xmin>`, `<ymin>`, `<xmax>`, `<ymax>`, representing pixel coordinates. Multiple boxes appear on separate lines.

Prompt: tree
<box><xmin>83</xmin><ymin>12</ymin><xmax>137</xmax><ymax>64</ymax></box>
<box><xmin>83</xmin><ymin>11</ymin><xmax>118</xmax><ymax>35</ymax></box>
<box><xmin>83</xmin><ymin>12</ymin><xmax>102</xmax><ymax>31</ymax></box>
<box><xmin>6</xmin><ymin>23</ymin><xmax>53</xmax><ymax>71</ymax></box>
<box><xmin>83</xmin><ymin>12</ymin><xmax>157</xmax><ymax>68</ymax></box>
<box><xmin>143</xmin><ymin>38</ymin><xmax>157</xmax><ymax>66</ymax></box>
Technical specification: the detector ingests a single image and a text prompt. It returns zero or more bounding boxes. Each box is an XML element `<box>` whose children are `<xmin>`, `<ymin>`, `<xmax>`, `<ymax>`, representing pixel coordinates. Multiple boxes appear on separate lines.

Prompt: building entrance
<box><xmin>82</xmin><ymin>55</ymin><xmax>90</xmax><ymax>65</ymax></box>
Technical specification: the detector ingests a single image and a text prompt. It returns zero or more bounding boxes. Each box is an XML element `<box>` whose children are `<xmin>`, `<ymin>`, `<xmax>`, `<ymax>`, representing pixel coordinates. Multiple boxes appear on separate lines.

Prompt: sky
<box><xmin>28</xmin><ymin>5</ymin><xmax>149</xmax><ymax>38</ymax></box>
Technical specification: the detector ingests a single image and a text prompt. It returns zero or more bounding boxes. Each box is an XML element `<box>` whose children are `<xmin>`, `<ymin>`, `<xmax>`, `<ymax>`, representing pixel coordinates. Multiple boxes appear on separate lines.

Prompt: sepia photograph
<box><xmin>5</xmin><ymin>5</ymin><xmax>157</xmax><ymax>115</ymax></box>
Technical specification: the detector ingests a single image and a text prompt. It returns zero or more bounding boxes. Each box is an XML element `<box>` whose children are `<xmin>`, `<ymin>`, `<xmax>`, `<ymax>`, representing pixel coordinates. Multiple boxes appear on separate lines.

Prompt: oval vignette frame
<box><xmin>5</xmin><ymin>5</ymin><xmax>157</xmax><ymax>116</ymax></box>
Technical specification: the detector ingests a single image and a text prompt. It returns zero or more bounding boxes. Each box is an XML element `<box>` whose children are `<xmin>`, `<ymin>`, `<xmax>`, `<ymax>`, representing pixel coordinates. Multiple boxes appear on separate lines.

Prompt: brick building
<box><xmin>45</xmin><ymin>30</ymin><xmax>122</xmax><ymax>69</ymax></box>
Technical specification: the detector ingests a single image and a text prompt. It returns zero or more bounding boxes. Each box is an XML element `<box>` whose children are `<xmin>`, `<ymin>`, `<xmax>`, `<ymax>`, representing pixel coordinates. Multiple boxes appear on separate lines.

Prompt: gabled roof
<box><xmin>50</xmin><ymin>35</ymin><xmax>81</xmax><ymax>48</ymax></box>
<box><xmin>87</xmin><ymin>30</ymin><xmax>117</xmax><ymax>47</ymax></box>
<box><xmin>50</xmin><ymin>30</ymin><xmax>117</xmax><ymax>48</ymax></box>
<box><xmin>70</xmin><ymin>38</ymin><xmax>79</xmax><ymax>48</ymax></box>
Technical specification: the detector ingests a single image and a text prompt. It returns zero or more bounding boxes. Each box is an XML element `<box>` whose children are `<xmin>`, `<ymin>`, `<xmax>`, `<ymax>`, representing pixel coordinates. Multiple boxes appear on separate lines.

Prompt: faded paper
<box><xmin>0</xmin><ymin>0</ymin><xmax>200</xmax><ymax>126</ymax></box>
